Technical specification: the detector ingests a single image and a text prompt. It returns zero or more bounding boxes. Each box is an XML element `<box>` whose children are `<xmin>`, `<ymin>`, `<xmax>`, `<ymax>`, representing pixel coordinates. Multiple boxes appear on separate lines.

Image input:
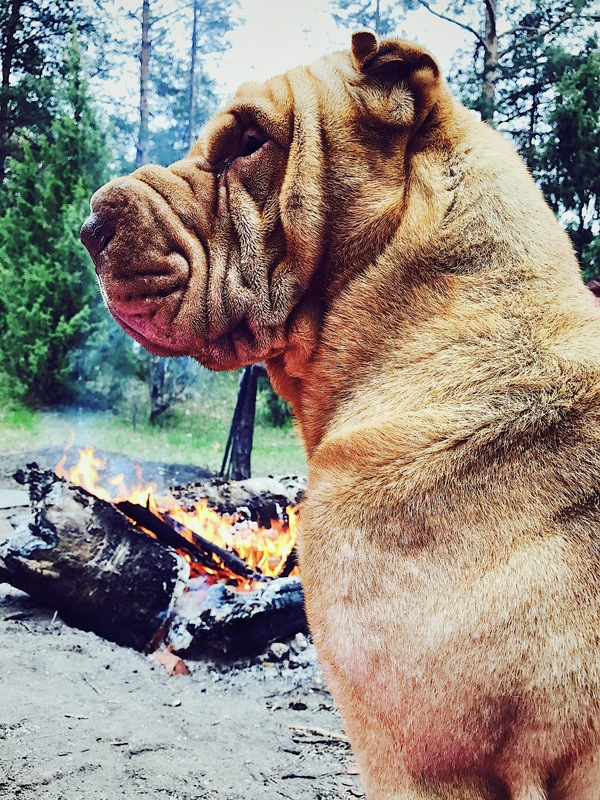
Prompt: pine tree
<box><xmin>0</xmin><ymin>0</ymin><xmax>93</xmax><ymax>182</ymax></box>
<box><xmin>0</xmin><ymin>33</ymin><xmax>109</xmax><ymax>404</ymax></box>
<box><xmin>541</xmin><ymin>43</ymin><xmax>600</xmax><ymax>280</ymax></box>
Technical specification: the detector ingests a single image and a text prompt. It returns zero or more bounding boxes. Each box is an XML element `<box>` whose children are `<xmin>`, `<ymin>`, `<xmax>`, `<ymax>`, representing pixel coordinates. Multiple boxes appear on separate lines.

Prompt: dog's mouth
<box><xmin>94</xmin><ymin>244</ymin><xmax>200</xmax><ymax>357</ymax></box>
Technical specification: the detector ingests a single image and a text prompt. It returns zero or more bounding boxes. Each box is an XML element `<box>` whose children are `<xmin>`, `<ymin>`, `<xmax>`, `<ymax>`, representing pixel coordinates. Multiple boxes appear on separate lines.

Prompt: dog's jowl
<box><xmin>81</xmin><ymin>31</ymin><xmax>600</xmax><ymax>800</ymax></box>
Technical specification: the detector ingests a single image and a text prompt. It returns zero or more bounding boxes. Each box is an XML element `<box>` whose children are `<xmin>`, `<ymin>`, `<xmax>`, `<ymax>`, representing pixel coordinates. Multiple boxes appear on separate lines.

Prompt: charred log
<box><xmin>280</xmin><ymin>546</ymin><xmax>299</xmax><ymax>578</ymax></box>
<box><xmin>170</xmin><ymin>475</ymin><xmax>305</xmax><ymax>526</ymax></box>
<box><xmin>168</xmin><ymin>576</ymin><xmax>307</xmax><ymax>657</ymax></box>
<box><xmin>3</xmin><ymin>465</ymin><xmax>188</xmax><ymax>651</ymax></box>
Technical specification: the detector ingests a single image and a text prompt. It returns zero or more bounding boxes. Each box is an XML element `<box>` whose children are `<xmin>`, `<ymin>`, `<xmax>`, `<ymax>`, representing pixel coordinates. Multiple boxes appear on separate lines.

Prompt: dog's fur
<box><xmin>82</xmin><ymin>33</ymin><xmax>600</xmax><ymax>799</ymax></box>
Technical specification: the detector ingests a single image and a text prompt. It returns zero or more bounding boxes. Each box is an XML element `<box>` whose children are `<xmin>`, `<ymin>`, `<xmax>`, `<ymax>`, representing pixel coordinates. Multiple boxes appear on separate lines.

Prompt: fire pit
<box><xmin>0</xmin><ymin>449</ymin><xmax>307</xmax><ymax>657</ymax></box>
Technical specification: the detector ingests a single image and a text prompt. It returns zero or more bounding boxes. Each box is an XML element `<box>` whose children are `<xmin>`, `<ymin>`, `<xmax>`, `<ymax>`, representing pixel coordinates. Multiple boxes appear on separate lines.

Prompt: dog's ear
<box><xmin>351</xmin><ymin>30</ymin><xmax>380</xmax><ymax>67</ymax></box>
<box><xmin>350</xmin><ymin>31</ymin><xmax>440</xmax><ymax>127</ymax></box>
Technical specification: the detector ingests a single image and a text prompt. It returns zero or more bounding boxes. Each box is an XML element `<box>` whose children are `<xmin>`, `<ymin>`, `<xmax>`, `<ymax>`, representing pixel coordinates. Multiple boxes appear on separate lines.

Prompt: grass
<box><xmin>0</xmin><ymin>373</ymin><xmax>307</xmax><ymax>477</ymax></box>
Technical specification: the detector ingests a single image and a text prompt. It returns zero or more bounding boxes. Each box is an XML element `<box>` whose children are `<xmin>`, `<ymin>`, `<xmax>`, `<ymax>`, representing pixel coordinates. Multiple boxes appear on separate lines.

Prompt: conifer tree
<box><xmin>541</xmin><ymin>43</ymin><xmax>600</xmax><ymax>280</ymax></box>
<box><xmin>0</xmin><ymin>0</ymin><xmax>93</xmax><ymax>182</ymax></box>
<box><xmin>0</xmin><ymin>33</ymin><xmax>108</xmax><ymax>404</ymax></box>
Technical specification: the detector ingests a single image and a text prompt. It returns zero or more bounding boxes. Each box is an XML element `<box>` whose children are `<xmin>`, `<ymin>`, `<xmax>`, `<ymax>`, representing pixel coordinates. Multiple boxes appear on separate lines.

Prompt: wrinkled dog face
<box><xmin>81</xmin><ymin>82</ymin><xmax>309</xmax><ymax>369</ymax></box>
<box><xmin>81</xmin><ymin>35</ymin><xmax>440</xmax><ymax>371</ymax></box>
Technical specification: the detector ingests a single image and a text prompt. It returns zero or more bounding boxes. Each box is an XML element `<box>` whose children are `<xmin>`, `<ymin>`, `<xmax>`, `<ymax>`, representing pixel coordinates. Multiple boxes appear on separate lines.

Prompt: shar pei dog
<box><xmin>81</xmin><ymin>32</ymin><xmax>600</xmax><ymax>800</ymax></box>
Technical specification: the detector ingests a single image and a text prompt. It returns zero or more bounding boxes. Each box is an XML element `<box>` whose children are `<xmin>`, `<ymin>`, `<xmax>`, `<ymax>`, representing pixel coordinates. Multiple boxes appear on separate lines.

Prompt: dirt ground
<box><xmin>0</xmin><ymin>450</ymin><xmax>364</xmax><ymax>800</ymax></box>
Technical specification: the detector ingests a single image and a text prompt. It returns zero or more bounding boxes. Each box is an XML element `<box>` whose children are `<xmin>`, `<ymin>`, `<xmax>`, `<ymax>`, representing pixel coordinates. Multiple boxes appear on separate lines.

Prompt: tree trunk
<box><xmin>135</xmin><ymin>0</ymin><xmax>151</xmax><ymax>168</ymax></box>
<box><xmin>186</xmin><ymin>0</ymin><xmax>199</xmax><ymax>152</ymax></box>
<box><xmin>231</xmin><ymin>366</ymin><xmax>257</xmax><ymax>480</ymax></box>
<box><xmin>148</xmin><ymin>352</ymin><xmax>171</xmax><ymax>423</ymax></box>
<box><xmin>221</xmin><ymin>366</ymin><xmax>258</xmax><ymax>481</ymax></box>
<box><xmin>481</xmin><ymin>0</ymin><xmax>498</xmax><ymax>122</ymax></box>
<box><xmin>137</xmin><ymin>1</ymin><xmax>173</xmax><ymax>424</ymax></box>
<box><xmin>0</xmin><ymin>0</ymin><xmax>24</xmax><ymax>182</ymax></box>
<box><xmin>527</xmin><ymin>60</ymin><xmax>539</xmax><ymax>168</ymax></box>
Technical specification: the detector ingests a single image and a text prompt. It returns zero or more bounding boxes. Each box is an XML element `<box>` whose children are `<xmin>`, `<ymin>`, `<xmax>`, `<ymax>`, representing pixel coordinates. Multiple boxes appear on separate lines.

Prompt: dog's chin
<box><xmin>112</xmin><ymin>315</ymin><xmax>180</xmax><ymax>357</ymax></box>
<box><xmin>109</xmin><ymin>306</ymin><xmax>197</xmax><ymax>359</ymax></box>
<box><xmin>109</xmin><ymin>307</ymin><xmax>265</xmax><ymax>369</ymax></box>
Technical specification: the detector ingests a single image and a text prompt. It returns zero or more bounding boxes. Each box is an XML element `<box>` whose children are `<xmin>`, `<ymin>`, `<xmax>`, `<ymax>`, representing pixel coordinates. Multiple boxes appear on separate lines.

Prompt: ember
<box><xmin>55</xmin><ymin>445</ymin><xmax>299</xmax><ymax>587</ymax></box>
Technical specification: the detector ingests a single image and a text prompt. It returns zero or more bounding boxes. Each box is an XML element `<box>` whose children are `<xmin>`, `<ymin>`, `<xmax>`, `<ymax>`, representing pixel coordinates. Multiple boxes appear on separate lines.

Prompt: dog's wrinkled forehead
<box><xmin>194</xmin><ymin>76</ymin><xmax>297</xmax><ymax>166</ymax></box>
<box><xmin>194</xmin><ymin>50</ymin><xmax>369</xmax><ymax>165</ymax></box>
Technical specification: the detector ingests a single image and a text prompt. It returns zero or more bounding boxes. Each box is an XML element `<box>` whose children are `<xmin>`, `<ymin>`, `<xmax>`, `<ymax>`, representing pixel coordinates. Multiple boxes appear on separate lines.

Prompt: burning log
<box><xmin>1</xmin><ymin>465</ymin><xmax>188</xmax><ymax>651</ymax></box>
<box><xmin>54</xmin><ymin>443</ymin><xmax>302</xmax><ymax>581</ymax></box>
<box><xmin>114</xmin><ymin>499</ymin><xmax>265</xmax><ymax>583</ymax></box>
<box><xmin>0</xmin><ymin>465</ymin><xmax>307</xmax><ymax>656</ymax></box>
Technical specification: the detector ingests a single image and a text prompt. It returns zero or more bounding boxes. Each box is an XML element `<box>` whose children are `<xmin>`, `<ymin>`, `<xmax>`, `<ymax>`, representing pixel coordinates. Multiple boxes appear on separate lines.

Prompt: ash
<box><xmin>0</xmin><ymin>583</ymin><xmax>363</xmax><ymax>800</ymax></box>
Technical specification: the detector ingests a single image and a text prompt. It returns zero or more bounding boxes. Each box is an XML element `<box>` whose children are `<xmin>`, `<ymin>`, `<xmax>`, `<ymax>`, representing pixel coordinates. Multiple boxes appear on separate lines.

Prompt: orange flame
<box><xmin>55</xmin><ymin>444</ymin><xmax>299</xmax><ymax>583</ymax></box>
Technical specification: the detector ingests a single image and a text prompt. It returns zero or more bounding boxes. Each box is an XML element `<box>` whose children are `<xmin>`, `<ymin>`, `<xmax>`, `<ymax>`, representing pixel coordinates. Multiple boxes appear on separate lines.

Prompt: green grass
<box><xmin>0</xmin><ymin>375</ymin><xmax>306</xmax><ymax>477</ymax></box>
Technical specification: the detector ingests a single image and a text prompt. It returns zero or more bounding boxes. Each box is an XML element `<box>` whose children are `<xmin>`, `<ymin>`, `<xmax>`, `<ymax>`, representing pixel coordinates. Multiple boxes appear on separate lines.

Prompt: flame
<box><xmin>163</xmin><ymin>499</ymin><xmax>299</xmax><ymax>578</ymax></box>
<box><xmin>55</xmin><ymin>444</ymin><xmax>299</xmax><ymax>584</ymax></box>
<box><xmin>56</xmin><ymin>445</ymin><xmax>157</xmax><ymax>509</ymax></box>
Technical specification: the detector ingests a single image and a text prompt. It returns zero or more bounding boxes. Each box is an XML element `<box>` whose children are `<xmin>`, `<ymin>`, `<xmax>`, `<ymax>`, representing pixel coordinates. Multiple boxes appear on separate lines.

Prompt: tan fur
<box><xmin>82</xmin><ymin>33</ymin><xmax>600</xmax><ymax>800</ymax></box>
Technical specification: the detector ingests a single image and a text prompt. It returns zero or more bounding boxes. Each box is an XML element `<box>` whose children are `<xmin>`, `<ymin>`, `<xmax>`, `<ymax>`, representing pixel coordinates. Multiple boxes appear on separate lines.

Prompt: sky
<box><xmin>211</xmin><ymin>0</ymin><xmax>472</xmax><ymax>100</ymax></box>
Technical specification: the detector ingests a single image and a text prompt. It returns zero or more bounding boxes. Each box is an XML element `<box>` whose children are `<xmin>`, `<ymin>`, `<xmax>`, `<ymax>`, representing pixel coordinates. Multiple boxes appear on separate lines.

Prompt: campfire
<box><xmin>55</xmin><ymin>444</ymin><xmax>300</xmax><ymax>587</ymax></box>
<box><xmin>0</xmin><ymin>449</ymin><xmax>307</xmax><ymax>658</ymax></box>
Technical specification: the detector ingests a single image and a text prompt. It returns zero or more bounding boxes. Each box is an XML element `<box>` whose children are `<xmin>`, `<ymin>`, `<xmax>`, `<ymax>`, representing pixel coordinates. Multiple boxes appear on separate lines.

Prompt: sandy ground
<box><xmin>0</xmin><ymin>451</ymin><xmax>364</xmax><ymax>800</ymax></box>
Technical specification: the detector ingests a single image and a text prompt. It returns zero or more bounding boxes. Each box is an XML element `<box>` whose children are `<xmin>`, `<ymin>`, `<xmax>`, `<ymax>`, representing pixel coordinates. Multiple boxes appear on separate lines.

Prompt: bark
<box><xmin>135</xmin><ymin>0</ymin><xmax>151</xmax><ymax>168</ymax></box>
<box><xmin>186</xmin><ymin>0</ymin><xmax>199</xmax><ymax>152</ymax></box>
<box><xmin>481</xmin><ymin>0</ymin><xmax>498</xmax><ymax>122</ymax></box>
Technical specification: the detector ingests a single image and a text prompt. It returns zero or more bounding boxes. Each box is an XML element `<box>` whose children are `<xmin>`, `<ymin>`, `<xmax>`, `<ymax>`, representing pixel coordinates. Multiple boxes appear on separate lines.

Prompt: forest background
<box><xmin>0</xmin><ymin>0</ymin><xmax>598</xmax><ymax>477</ymax></box>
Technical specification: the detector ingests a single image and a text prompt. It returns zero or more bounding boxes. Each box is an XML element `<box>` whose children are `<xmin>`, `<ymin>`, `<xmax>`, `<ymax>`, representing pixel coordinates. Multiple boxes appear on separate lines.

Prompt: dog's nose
<box><xmin>80</xmin><ymin>212</ymin><xmax>116</xmax><ymax>259</ymax></box>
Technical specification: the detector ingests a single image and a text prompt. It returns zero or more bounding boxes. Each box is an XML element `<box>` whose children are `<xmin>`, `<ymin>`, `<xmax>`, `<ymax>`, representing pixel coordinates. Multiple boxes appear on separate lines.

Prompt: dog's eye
<box><xmin>238</xmin><ymin>125</ymin><xmax>267</xmax><ymax>158</ymax></box>
<box><xmin>216</xmin><ymin>124</ymin><xmax>268</xmax><ymax>175</ymax></box>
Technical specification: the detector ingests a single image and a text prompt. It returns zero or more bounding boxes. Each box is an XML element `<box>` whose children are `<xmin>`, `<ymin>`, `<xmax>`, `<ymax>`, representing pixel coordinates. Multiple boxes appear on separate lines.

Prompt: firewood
<box><xmin>115</xmin><ymin>499</ymin><xmax>266</xmax><ymax>583</ymax></box>
<box><xmin>2</xmin><ymin>465</ymin><xmax>188</xmax><ymax>651</ymax></box>
<box><xmin>1</xmin><ymin>465</ymin><xmax>309</xmax><ymax>657</ymax></box>
<box><xmin>168</xmin><ymin>576</ymin><xmax>307</xmax><ymax>657</ymax></box>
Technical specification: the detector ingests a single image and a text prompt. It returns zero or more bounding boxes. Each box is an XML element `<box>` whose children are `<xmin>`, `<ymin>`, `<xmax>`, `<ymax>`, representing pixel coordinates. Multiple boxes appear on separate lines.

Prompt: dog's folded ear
<box><xmin>350</xmin><ymin>31</ymin><xmax>441</xmax><ymax>128</ymax></box>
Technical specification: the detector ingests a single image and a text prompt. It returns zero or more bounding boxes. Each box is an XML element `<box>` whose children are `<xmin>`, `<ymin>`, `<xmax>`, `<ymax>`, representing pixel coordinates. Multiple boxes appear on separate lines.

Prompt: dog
<box><xmin>81</xmin><ymin>32</ymin><xmax>600</xmax><ymax>800</ymax></box>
